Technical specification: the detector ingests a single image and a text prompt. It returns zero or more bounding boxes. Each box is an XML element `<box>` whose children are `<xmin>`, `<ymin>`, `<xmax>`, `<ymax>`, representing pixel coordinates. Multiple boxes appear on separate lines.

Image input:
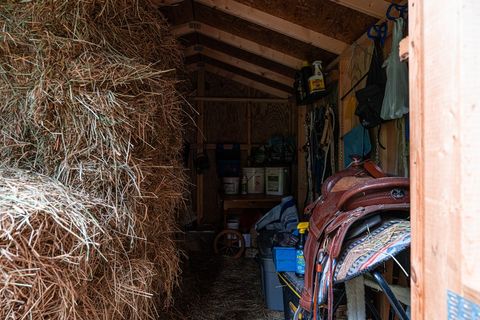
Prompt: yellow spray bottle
<box><xmin>308</xmin><ymin>61</ymin><xmax>326</xmax><ymax>94</ymax></box>
<box><xmin>295</xmin><ymin>222</ymin><xmax>309</xmax><ymax>278</ymax></box>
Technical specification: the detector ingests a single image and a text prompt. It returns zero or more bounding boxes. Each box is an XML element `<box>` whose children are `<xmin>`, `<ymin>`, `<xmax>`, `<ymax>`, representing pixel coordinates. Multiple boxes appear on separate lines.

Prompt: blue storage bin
<box><xmin>273</xmin><ymin>247</ymin><xmax>296</xmax><ymax>272</ymax></box>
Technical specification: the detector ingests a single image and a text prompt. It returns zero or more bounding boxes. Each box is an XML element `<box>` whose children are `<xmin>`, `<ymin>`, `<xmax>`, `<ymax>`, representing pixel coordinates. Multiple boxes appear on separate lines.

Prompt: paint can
<box><xmin>222</xmin><ymin>177</ymin><xmax>240</xmax><ymax>195</ymax></box>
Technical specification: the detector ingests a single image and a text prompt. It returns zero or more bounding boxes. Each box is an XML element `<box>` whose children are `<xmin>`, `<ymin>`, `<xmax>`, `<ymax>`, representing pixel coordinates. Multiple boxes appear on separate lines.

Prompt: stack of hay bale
<box><xmin>0</xmin><ymin>0</ymin><xmax>186</xmax><ymax>319</ymax></box>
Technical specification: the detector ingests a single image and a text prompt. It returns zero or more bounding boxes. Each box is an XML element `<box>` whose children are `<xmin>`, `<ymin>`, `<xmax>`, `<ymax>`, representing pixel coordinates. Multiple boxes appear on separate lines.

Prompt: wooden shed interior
<box><xmin>2</xmin><ymin>0</ymin><xmax>479</xmax><ymax>319</ymax></box>
<box><xmin>161</xmin><ymin>0</ymin><xmax>408</xmax><ymax>221</ymax></box>
<box><xmin>162</xmin><ymin>0</ymin><xmax>480</xmax><ymax>317</ymax></box>
<box><xmin>153</xmin><ymin>1</ymin><xmax>426</xmax><ymax>319</ymax></box>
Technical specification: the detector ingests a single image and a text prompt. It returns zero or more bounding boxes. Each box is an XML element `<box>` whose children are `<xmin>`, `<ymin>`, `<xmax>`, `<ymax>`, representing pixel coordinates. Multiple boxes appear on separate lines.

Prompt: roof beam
<box><xmin>184</xmin><ymin>46</ymin><xmax>293</xmax><ymax>86</ymax></box>
<box><xmin>194</xmin><ymin>0</ymin><xmax>348</xmax><ymax>55</ymax></box>
<box><xmin>150</xmin><ymin>0</ymin><xmax>185</xmax><ymax>7</ymax></box>
<box><xmin>187</xmin><ymin>63</ymin><xmax>290</xmax><ymax>98</ymax></box>
<box><xmin>329</xmin><ymin>0</ymin><xmax>390</xmax><ymax>19</ymax></box>
<box><xmin>172</xmin><ymin>22</ymin><xmax>303</xmax><ymax>69</ymax></box>
<box><xmin>191</xmin><ymin>97</ymin><xmax>289</xmax><ymax>103</ymax></box>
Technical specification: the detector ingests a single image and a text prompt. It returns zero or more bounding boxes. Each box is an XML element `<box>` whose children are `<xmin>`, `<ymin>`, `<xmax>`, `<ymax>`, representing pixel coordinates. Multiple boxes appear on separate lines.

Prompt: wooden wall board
<box><xmin>337</xmin><ymin>38</ymin><xmax>373</xmax><ymax>169</ymax></box>
<box><xmin>251</xmin><ymin>103</ymin><xmax>291</xmax><ymax>144</ymax></box>
<box><xmin>337</xmin><ymin>21</ymin><xmax>402</xmax><ymax>174</ymax></box>
<box><xmin>180</xmin><ymin>33</ymin><xmax>297</xmax><ymax>78</ymax></box>
<box><xmin>409</xmin><ymin>0</ymin><xmax>480</xmax><ymax>318</ymax></box>
<box><xmin>196</xmin><ymin>69</ymin><xmax>206</xmax><ymax>223</ymax></box>
<box><xmin>296</xmin><ymin>105</ymin><xmax>307</xmax><ymax>213</ymax></box>
<box><xmin>192</xmin><ymin>3</ymin><xmax>337</xmax><ymax>64</ymax></box>
<box><xmin>203</xmin><ymin>71</ymin><xmax>274</xmax><ymax>98</ymax></box>
<box><xmin>202</xmin><ymin>148</ymin><xmax>221</xmax><ymax>224</ymax></box>
<box><xmin>233</xmin><ymin>0</ymin><xmax>377</xmax><ymax>44</ymax></box>
<box><xmin>198</xmin><ymin>99</ymin><xmax>294</xmax><ymax>225</ymax></box>
<box><xmin>204</xmin><ymin>101</ymin><xmax>248</xmax><ymax>143</ymax></box>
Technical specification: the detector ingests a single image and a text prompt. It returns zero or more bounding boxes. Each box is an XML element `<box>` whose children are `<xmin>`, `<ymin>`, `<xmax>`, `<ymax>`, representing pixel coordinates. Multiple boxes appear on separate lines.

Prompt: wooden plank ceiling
<box><xmin>161</xmin><ymin>0</ymin><xmax>390</xmax><ymax>97</ymax></box>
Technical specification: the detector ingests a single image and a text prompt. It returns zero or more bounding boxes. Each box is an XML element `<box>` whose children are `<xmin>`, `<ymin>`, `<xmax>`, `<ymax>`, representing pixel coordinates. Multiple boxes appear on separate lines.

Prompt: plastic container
<box><xmin>226</xmin><ymin>221</ymin><xmax>240</xmax><ymax>230</ymax></box>
<box><xmin>308</xmin><ymin>60</ymin><xmax>326</xmax><ymax>94</ymax></box>
<box><xmin>242</xmin><ymin>167</ymin><xmax>265</xmax><ymax>194</ymax></box>
<box><xmin>272</xmin><ymin>247</ymin><xmax>296</xmax><ymax>272</ymax></box>
<box><xmin>243</xmin><ymin>233</ymin><xmax>251</xmax><ymax>247</ymax></box>
<box><xmin>222</xmin><ymin>177</ymin><xmax>240</xmax><ymax>195</ymax></box>
<box><xmin>265</xmin><ymin>167</ymin><xmax>288</xmax><ymax>196</ymax></box>
<box><xmin>226</xmin><ymin>220</ymin><xmax>240</xmax><ymax>240</ymax></box>
<box><xmin>259</xmin><ymin>257</ymin><xmax>285</xmax><ymax>311</ymax></box>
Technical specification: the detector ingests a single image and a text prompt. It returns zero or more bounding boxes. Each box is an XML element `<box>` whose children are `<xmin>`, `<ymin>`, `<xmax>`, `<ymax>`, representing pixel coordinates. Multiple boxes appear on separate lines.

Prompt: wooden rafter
<box><xmin>150</xmin><ymin>0</ymin><xmax>185</xmax><ymax>7</ymax></box>
<box><xmin>184</xmin><ymin>46</ymin><xmax>293</xmax><ymax>86</ymax></box>
<box><xmin>194</xmin><ymin>0</ymin><xmax>348</xmax><ymax>55</ymax></box>
<box><xmin>191</xmin><ymin>97</ymin><xmax>289</xmax><ymax>103</ymax></box>
<box><xmin>329</xmin><ymin>0</ymin><xmax>390</xmax><ymax>19</ymax></box>
<box><xmin>187</xmin><ymin>63</ymin><xmax>290</xmax><ymax>98</ymax></box>
<box><xmin>172</xmin><ymin>22</ymin><xmax>304</xmax><ymax>69</ymax></box>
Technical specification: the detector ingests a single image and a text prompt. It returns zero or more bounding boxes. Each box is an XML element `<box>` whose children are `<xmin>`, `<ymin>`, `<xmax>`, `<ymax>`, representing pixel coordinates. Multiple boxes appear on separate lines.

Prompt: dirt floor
<box><xmin>163</xmin><ymin>252</ymin><xmax>285</xmax><ymax>320</ymax></box>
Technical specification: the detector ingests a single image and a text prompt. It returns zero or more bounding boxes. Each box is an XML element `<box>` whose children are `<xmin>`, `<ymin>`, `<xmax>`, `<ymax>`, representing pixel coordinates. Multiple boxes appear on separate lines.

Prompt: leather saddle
<box><xmin>299</xmin><ymin>158</ymin><xmax>410</xmax><ymax>319</ymax></box>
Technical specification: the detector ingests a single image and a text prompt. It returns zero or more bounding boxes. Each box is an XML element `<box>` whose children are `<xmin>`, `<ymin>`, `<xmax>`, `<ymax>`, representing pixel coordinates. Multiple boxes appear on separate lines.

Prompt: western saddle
<box><xmin>299</xmin><ymin>158</ymin><xmax>410</xmax><ymax>319</ymax></box>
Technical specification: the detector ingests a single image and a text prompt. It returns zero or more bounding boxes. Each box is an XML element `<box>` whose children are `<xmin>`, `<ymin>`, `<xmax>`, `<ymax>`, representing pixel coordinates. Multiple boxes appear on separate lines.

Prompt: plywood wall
<box><xmin>195</xmin><ymin>72</ymin><xmax>295</xmax><ymax>224</ymax></box>
<box><xmin>409</xmin><ymin>0</ymin><xmax>480</xmax><ymax>318</ymax></box>
<box><xmin>337</xmin><ymin>22</ymin><xmax>405</xmax><ymax>175</ymax></box>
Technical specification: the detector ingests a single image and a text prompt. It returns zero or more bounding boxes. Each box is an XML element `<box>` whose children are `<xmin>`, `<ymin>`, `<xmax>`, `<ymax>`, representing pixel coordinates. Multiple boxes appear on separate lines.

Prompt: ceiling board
<box><xmin>196</xmin><ymin>0</ymin><xmax>349</xmax><ymax>54</ymax></box>
<box><xmin>184</xmin><ymin>46</ymin><xmax>293</xmax><ymax>85</ymax></box>
<box><xmin>193</xmin><ymin>4</ymin><xmax>337</xmax><ymax>64</ymax></box>
<box><xmin>188</xmin><ymin>63</ymin><xmax>290</xmax><ymax>98</ymax></box>
<box><xmin>173</xmin><ymin>22</ymin><xmax>305</xmax><ymax>69</ymax></box>
<box><xmin>186</xmin><ymin>54</ymin><xmax>292</xmax><ymax>93</ymax></box>
<box><xmin>329</xmin><ymin>0</ymin><xmax>391</xmax><ymax>19</ymax></box>
<box><xmin>233</xmin><ymin>0</ymin><xmax>377</xmax><ymax>43</ymax></box>
<box><xmin>179</xmin><ymin>33</ymin><xmax>296</xmax><ymax>77</ymax></box>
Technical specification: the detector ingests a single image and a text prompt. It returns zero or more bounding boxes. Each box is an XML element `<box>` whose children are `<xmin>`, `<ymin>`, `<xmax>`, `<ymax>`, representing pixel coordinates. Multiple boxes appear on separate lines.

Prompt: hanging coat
<box><xmin>381</xmin><ymin>18</ymin><xmax>409</xmax><ymax>120</ymax></box>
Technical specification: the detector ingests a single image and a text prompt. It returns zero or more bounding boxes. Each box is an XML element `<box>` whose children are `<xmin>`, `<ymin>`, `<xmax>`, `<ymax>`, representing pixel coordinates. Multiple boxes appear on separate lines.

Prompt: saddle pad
<box><xmin>334</xmin><ymin>219</ymin><xmax>410</xmax><ymax>283</ymax></box>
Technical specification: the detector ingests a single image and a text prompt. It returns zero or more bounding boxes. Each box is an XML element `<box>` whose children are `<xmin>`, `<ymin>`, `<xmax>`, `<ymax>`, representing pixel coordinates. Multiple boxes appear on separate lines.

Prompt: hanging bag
<box><xmin>355</xmin><ymin>40</ymin><xmax>387</xmax><ymax>128</ymax></box>
<box><xmin>380</xmin><ymin>18</ymin><xmax>409</xmax><ymax>120</ymax></box>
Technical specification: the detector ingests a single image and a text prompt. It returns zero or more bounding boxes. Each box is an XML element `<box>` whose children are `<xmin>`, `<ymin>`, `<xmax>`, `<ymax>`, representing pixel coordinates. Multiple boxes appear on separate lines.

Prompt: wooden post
<box><xmin>297</xmin><ymin>105</ymin><xmax>307</xmax><ymax>212</ymax></box>
<box><xmin>196</xmin><ymin>69</ymin><xmax>205</xmax><ymax>224</ymax></box>
<box><xmin>247</xmin><ymin>101</ymin><xmax>252</xmax><ymax>159</ymax></box>
<box><xmin>410</xmin><ymin>0</ymin><xmax>480</xmax><ymax>318</ymax></box>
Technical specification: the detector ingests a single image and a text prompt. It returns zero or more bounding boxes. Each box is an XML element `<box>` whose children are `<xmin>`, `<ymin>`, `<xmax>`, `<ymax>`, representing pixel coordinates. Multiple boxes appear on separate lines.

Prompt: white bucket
<box><xmin>226</xmin><ymin>221</ymin><xmax>240</xmax><ymax>230</ymax></box>
<box><xmin>226</xmin><ymin>221</ymin><xmax>240</xmax><ymax>240</ymax></box>
<box><xmin>265</xmin><ymin>167</ymin><xmax>288</xmax><ymax>196</ymax></box>
<box><xmin>223</xmin><ymin>177</ymin><xmax>240</xmax><ymax>195</ymax></box>
<box><xmin>243</xmin><ymin>167</ymin><xmax>265</xmax><ymax>194</ymax></box>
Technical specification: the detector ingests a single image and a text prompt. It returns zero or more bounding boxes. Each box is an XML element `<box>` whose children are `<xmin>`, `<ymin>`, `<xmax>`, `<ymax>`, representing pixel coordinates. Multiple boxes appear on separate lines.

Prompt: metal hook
<box><xmin>367</xmin><ymin>21</ymin><xmax>388</xmax><ymax>46</ymax></box>
<box><xmin>386</xmin><ymin>3</ymin><xmax>408</xmax><ymax>21</ymax></box>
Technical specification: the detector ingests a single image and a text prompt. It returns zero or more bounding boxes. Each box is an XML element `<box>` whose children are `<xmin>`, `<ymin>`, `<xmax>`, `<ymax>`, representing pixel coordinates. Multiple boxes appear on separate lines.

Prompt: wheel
<box><xmin>214</xmin><ymin>229</ymin><xmax>245</xmax><ymax>259</ymax></box>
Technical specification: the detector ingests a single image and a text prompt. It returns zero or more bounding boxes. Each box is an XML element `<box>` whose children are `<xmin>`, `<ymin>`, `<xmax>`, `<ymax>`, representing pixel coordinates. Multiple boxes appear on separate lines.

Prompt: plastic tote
<box><xmin>265</xmin><ymin>167</ymin><xmax>289</xmax><ymax>196</ymax></box>
<box><xmin>259</xmin><ymin>257</ymin><xmax>284</xmax><ymax>311</ymax></box>
<box><xmin>381</xmin><ymin>18</ymin><xmax>409</xmax><ymax>120</ymax></box>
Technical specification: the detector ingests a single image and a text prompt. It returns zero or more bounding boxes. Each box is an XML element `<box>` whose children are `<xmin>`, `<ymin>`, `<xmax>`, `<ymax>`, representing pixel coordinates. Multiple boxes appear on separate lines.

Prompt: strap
<box><xmin>363</xmin><ymin>159</ymin><xmax>386</xmax><ymax>178</ymax></box>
